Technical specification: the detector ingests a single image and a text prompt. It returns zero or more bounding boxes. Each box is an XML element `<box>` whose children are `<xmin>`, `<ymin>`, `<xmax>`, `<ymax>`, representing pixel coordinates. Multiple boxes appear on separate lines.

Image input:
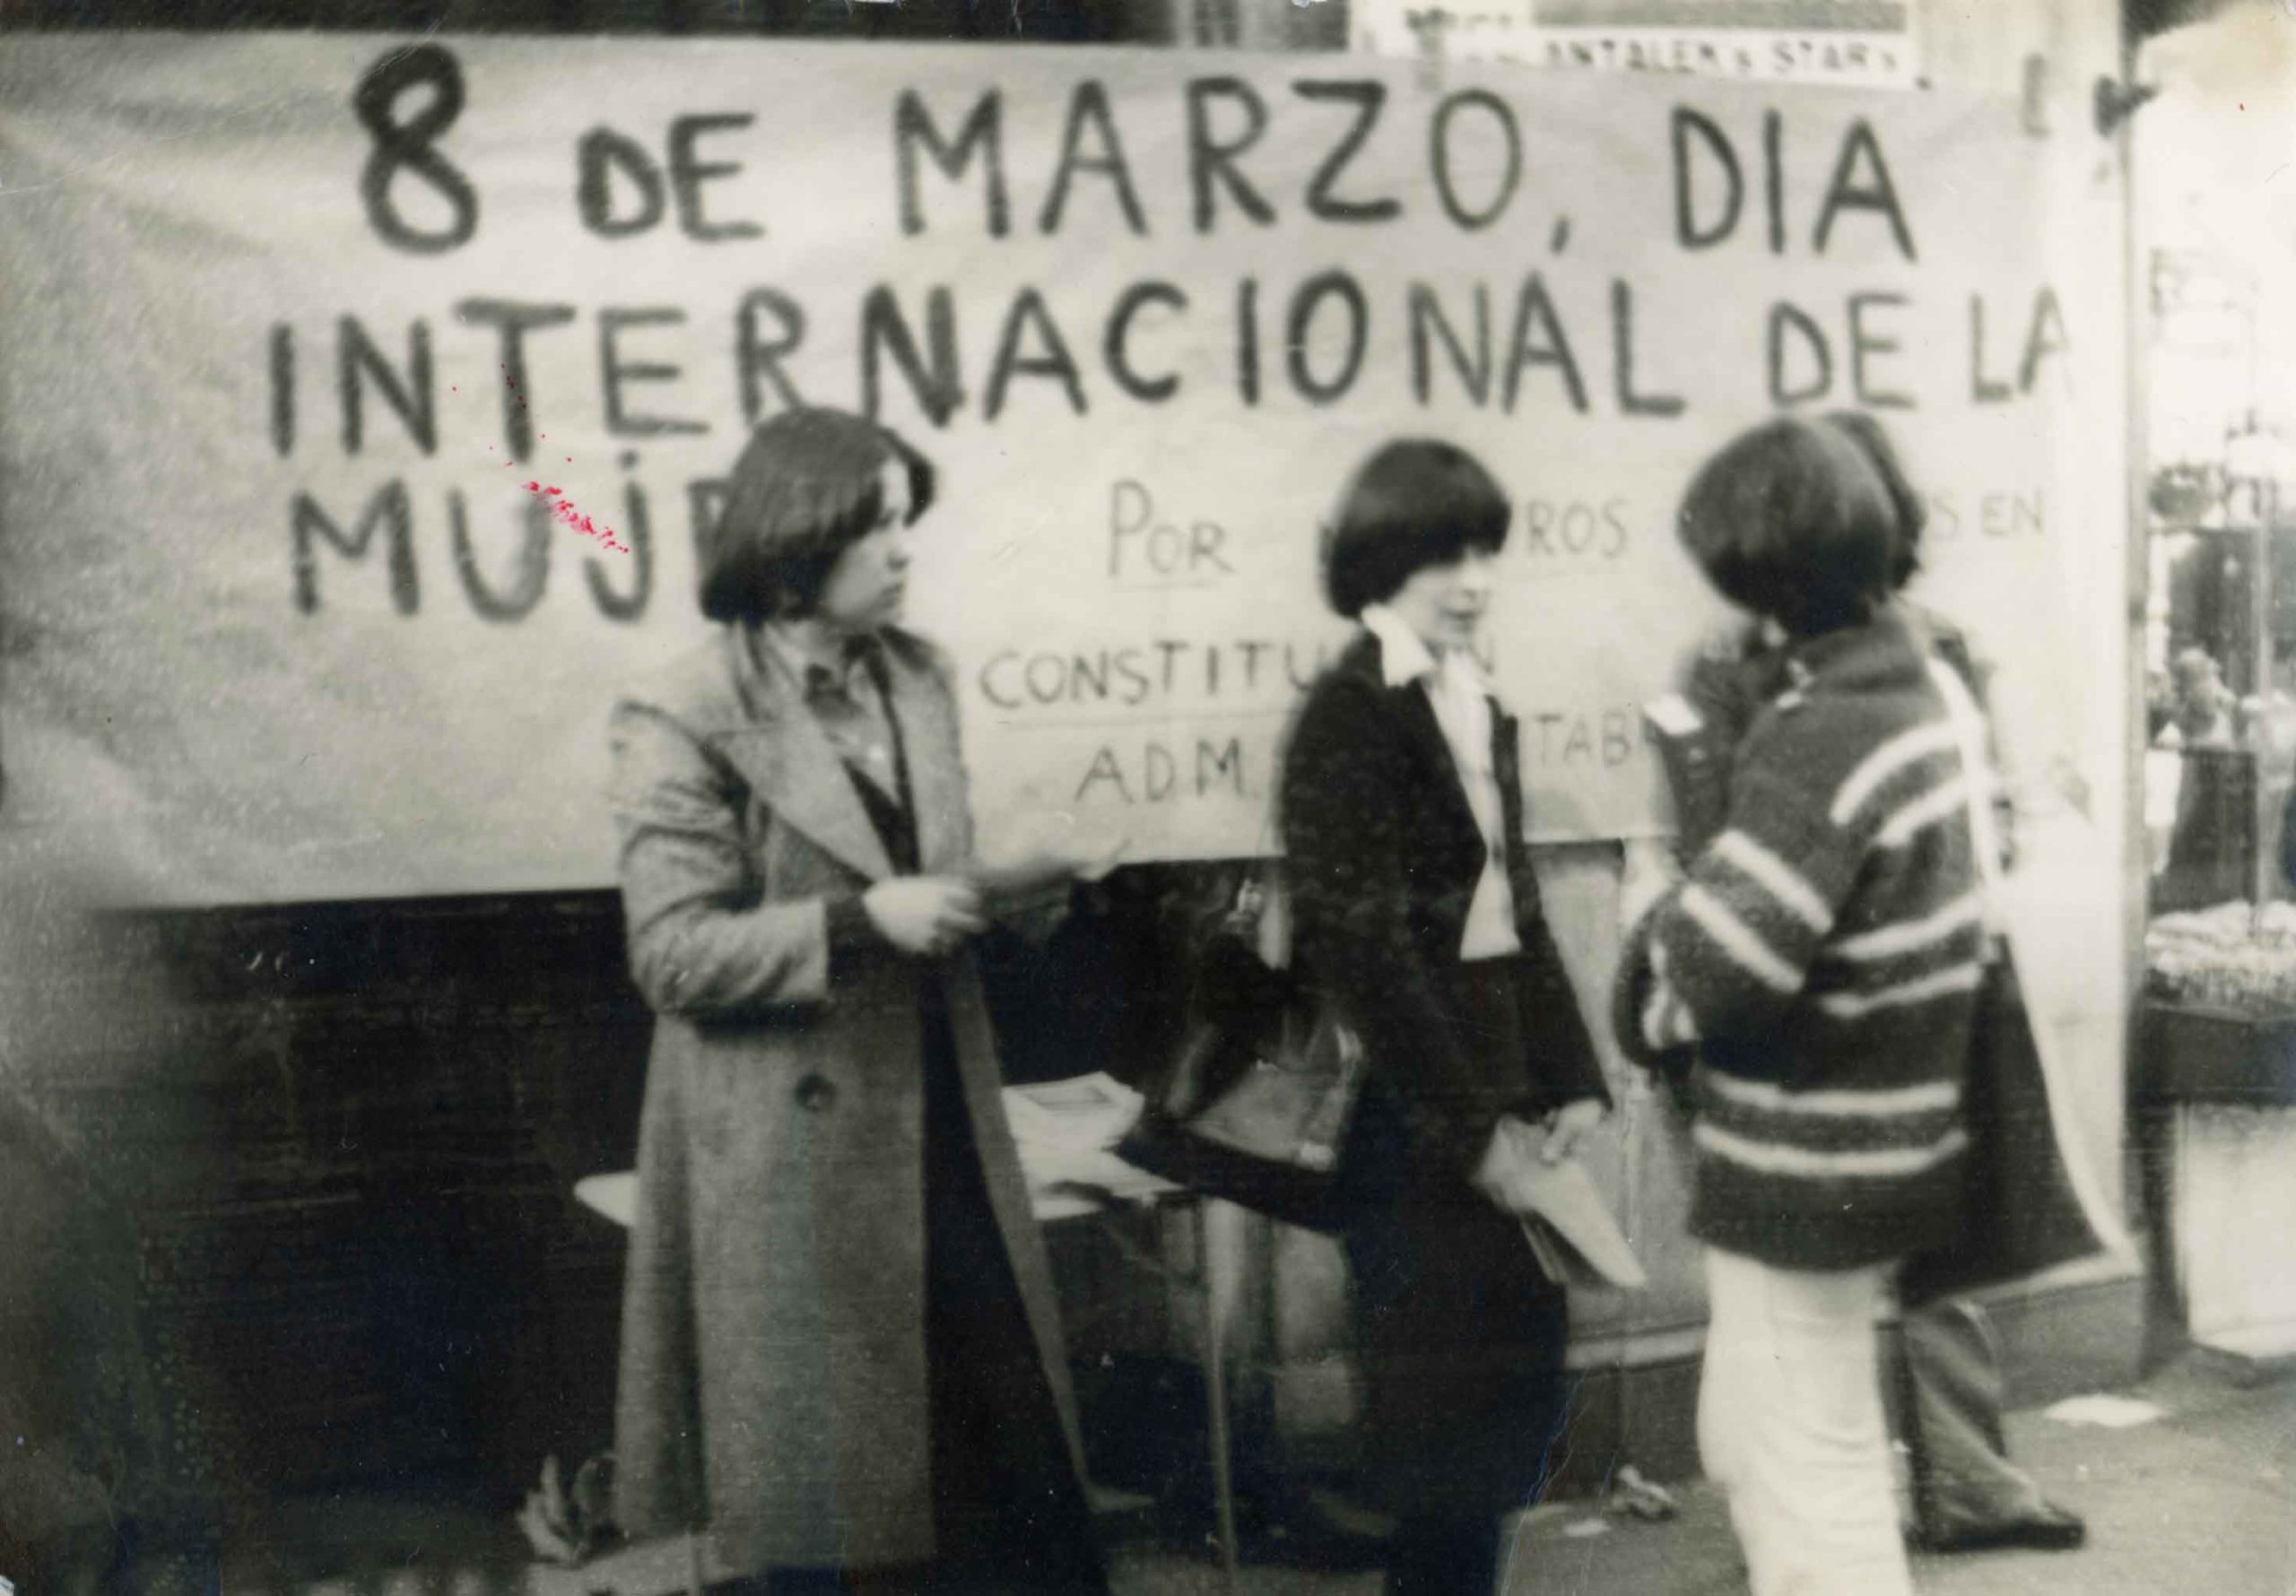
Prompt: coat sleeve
<box><xmin>610</xmin><ymin>698</ymin><xmax>848</xmax><ymax>1019</ymax></box>
<box><xmin>913</xmin><ymin>635</ymin><xmax>979</xmax><ymax>864</ymax></box>
<box><xmin>1283</xmin><ymin>675</ymin><xmax>1500</xmax><ymax>1177</ymax></box>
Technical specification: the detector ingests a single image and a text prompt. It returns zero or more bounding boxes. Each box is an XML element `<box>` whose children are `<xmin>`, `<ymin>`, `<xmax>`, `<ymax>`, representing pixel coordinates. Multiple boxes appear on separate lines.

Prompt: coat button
<box><xmin>794</xmin><ymin>1074</ymin><xmax>838</xmax><ymax>1113</ymax></box>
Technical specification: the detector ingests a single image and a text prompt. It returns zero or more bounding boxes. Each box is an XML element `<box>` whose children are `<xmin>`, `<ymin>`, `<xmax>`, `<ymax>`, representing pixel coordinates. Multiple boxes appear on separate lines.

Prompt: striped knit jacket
<box><xmin>1613</xmin><ymin>609</ymin><xmax>1984</xmax><ymax>1271</ymax></box>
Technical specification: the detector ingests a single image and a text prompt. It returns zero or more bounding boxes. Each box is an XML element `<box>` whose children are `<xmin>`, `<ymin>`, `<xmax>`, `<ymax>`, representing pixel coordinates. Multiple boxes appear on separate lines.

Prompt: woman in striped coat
<box><xmin>1614</xmin><ymin>413</ymin><xmax>1985</xmax><ymax>1596</ymax></box>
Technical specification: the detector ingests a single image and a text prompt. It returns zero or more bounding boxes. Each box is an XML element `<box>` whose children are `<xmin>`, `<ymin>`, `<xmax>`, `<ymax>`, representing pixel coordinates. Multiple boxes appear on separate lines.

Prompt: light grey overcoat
<box><xmin>606</xmin><ymin>625</ymin><xmax>1087</xmax><ymax>1573</ymax></box>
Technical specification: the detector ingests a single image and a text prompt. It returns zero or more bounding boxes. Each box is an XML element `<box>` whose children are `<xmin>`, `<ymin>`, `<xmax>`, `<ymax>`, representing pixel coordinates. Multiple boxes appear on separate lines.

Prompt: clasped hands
<box><xmin>1472</xmin><ymin>1099</ymin><xmax>1604</xmax><ymax>1216</ymax></box>
<box><xmin>861</xmin><ymin>876</ymin><xmax>987</xmax><ymax>958</ymax></box>
<box><xmin>859</xmin><ymin>831</ymin><xmax>1128</xmax><ymax>959</ymax></box>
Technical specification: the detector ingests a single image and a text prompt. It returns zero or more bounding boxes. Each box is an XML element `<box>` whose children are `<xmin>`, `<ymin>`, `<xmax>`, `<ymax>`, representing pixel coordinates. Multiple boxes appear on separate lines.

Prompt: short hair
<box><xmin>1321</xmin><ymin>438</ymin><xmax>1511</xmax><ymax>619</ymax></box>
<box><xmin>1818</xmin><ymin>410</ymin><xmax>1926</xmax><ymax>591</ymax></box>
<box><xmin>699</xmin><ymin>408</ymin><xmax>935</xmax><ymax>626</ymax></box>
<box><xmin>1674</xmin><ymin>415</ymin><xmax>1902</xmax><ymax>638</ymax></box>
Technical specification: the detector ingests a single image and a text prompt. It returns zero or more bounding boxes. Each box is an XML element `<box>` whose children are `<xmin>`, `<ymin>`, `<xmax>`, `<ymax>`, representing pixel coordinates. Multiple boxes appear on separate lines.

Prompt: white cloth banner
<box><xmin>0</xmin><ymin>35</ymin><xmax>2087</xmax><ymax>902</ymax></box>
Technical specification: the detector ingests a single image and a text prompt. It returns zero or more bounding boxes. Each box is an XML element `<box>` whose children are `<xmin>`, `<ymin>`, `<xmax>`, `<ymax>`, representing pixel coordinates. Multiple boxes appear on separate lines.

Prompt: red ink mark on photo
<box><xmin>495</xmin><ymin>370</ymin><xmax>617</xmax><ymax>546</ymax></box>
<box><xmin>523</xmin><ymin>480</ymin><xmax>628</xmax><ymax>554</ymax></box>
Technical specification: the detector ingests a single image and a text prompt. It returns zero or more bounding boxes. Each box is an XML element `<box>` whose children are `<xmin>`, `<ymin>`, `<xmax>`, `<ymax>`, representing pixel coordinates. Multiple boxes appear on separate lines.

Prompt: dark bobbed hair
<box><xmin>1674</xmin><ymin>414</ymin><xmax>1904</xmax><ymax>638</ymax></box>
<box><xmin>1819</xmin><ymin>410</ymin><xmax>1926</xmax><ymax>591</ymax></box>
<box><xmin>1322</xmin><ymin>438</ymin><xmax>1511</xmax><ymax>619</ymax></box>
<box><xmin>699</xmin><ymin>407</ymin><xmax>935</xmax><ymax>626</ymax></box>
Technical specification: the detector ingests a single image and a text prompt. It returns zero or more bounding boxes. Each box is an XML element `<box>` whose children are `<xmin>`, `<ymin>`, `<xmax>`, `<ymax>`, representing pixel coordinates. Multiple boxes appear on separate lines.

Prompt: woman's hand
<box><xmin>1541</xmin><ymin>1097</ymin><xmax>1606</xmax><ymax>1164</ymax></box>
<box><xmin>862</xmin><ymin>877</ymin><xmax>987</xmax><ymax>958</ymax></box>
<box><xmin>1618</xmin><ymin>837</ymin><xmax>1681</xmax><ymax>933</ymax></box>
<box><xmin>1474</xmin><ymin>1105</ymin><xmax>1608</xmax><ymax>1212</ymax></box>
<box><xmin>1471</xmin><ymin>1118</ymin><xmax>1535</xmax><ymax>1213</ymax></box>
<box><xmin>1472</xmin><ymin>1115</ymin><xmax>1570</xmax><ymax>1212</ymax></box>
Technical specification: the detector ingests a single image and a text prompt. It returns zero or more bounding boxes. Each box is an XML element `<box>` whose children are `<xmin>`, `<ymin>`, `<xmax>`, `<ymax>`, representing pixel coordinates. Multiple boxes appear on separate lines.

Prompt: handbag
<box><xmin>1898</xmin><ymin>950</ymin><xmax>2109</xmax><ymax>1304</ymax></box>
<box><xmin>1899</xmin><ymin>661</ymin><xmax>2116</xmax><ymax>1305</ymax></box>
<box><xmin>1116</xmin><ymin>872</ymin><xmax>1368</xmax><ymax>1233</ymax></box>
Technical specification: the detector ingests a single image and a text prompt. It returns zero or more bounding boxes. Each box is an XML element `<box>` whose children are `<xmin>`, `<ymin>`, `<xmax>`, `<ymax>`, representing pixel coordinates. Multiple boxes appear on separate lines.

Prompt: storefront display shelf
<box><xmin>2140</xmin><ymin>1000</ymin><xmax>2296</xmax><ymax>1104</ymax></box>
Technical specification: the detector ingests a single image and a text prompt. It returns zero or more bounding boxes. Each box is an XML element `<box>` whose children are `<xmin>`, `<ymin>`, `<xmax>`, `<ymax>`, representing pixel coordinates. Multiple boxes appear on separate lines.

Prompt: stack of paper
<box><xmin>1002</xmin><ymin>1074</ymin><xmax>1173</xmax><ymax>1215</ymax></box>
<box><xmin>1509</xmin><ymin>1150</ymin><xmax>1649</xmax><ymax>1291</ymax></box>
<box><xmin>1002</xmin><ymin>1072</ymin><xmax>1144</xmax><ymax>1152</ymax></box>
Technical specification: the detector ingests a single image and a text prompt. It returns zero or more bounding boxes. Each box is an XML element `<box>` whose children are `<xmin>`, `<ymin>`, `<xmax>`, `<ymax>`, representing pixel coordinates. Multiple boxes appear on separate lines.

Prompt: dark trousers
<box><xmin>1384</xmin><ymin>1514</ymin><xmax>1501</xmax><ymax>1596</ymax></box>
<box><xmin>1340</xmin><ymin>958</ymin><xmax>1576</xmax><ymax>1595</ymax></box>
<box><xmin>1894</xmin><ymin>1297</ymin><xmax>2048</xmax><ymax>1539</ymax></box>
<box><xmin>918</xmin><ymin>1016</ymin><xmax>1107</xmax><ymax>1596</ymax></box>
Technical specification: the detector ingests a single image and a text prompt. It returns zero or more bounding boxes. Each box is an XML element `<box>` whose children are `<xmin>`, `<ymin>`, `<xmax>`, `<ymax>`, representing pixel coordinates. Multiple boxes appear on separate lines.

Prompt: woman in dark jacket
<box><xmin>1614</xmin><ymin>413</ymin><xmax>1988</xmax><ymax>1596</ymax></box>
<box><xmin>607</xmin><ymin>407</ymin><xmax>1105</xmax><ymax>1594</ymax></box>
<box><xmin>1280</xmin><ymin>438</ymin><xmax>1613</xmax><ymax>1596</ymax></box>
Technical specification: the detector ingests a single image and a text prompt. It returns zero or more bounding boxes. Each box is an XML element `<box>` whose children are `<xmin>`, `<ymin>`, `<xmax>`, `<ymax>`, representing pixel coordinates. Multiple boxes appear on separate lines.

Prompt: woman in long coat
<box><xmin>607</xmin><ymin>407</ymin><xmax>1105</xmax><ymax>1594</ymax></box>
<box><xmin>1280</xmin><ymin>438</ymin><xmax>1613</xmax><ymax>1595</ymax></box>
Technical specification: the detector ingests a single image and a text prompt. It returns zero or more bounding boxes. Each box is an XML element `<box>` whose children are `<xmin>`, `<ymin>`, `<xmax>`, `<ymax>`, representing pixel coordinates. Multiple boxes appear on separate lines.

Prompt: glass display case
<box><xmin>2142</xmin><ymin>430</ymin><xmax>2296</xmax><ymax>1046</ymax></box>
<box><xmin>2137</xmin><ymin>240</ymin><xmax>2296</xmax><ymax>1362</ymax></box>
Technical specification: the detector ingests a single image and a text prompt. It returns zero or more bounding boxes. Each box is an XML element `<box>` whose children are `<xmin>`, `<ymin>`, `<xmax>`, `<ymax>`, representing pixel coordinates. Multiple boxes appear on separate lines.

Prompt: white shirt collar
<box><xmin>1360</xmin><ymin>603</ymin><xmax>1439</xmax><ymax>689</ymax></box>
<box><xmin>1361</xmin><ymin>605</ymin><xmax>1518</xmax><ymax>958</ymax></box>
<box><xmin>1361</xmin><ymin>604</ymin><xmax>1492</xmax><ymax>695</ymax></box>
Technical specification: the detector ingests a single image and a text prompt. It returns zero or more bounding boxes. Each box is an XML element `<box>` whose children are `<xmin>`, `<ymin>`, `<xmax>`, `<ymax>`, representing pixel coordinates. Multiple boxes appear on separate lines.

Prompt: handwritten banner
<box><xmin>0</xmin><ymin>36</ymin><xmax>2085</xmax><ymax>902</ymax></box>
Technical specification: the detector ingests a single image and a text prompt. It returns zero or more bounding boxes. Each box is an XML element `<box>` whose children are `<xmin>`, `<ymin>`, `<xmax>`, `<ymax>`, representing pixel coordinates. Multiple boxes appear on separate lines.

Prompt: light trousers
<box><xmin>1698</xmin><ymin>1247</ymin><xmax>1913</xmax><ymax>1596</ymax></box>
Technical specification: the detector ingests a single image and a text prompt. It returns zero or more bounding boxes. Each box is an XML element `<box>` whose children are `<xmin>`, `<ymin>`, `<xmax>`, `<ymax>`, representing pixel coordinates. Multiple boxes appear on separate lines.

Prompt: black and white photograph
<box><xmin>0</xmin><ymin>0</ymin><xmax>2289</xmax><ymax>1591</ymax></box>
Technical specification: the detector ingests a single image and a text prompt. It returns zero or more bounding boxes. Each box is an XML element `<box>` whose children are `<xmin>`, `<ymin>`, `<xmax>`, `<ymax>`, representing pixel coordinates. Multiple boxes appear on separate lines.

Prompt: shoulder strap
<box><xmin>1253</xmin><ymin>863</ymin><xmax>1292</xmax><ymax>970</ymax></box>
<box><xmin>1926</xmin><ymin>657</ymin><xmax>2005</xmax><ymax>925</ymax></box>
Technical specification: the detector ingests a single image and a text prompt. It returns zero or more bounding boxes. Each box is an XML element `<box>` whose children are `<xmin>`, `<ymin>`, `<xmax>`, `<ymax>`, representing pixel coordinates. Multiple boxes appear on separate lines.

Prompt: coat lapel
<box><xmin>1492</xmin><ymin>707</ymin><xmax>1526</xmax><ymax>847</ymax></box>
<box><xmin>1374</xmin><ymin>653</ymin><xmax>1483</xmax><ymax>850</ymax></box>
<box><xmin>879</xmin><ymin>641</ymin><xmax>970</xmax><ymax>873</ymax></box>
<box><xmin>1492</xmin><ymin>707</ymin><xmax>1541</xmax><ymax>913</ymax></box>
<box><xmin>712</xmin><ymin>629</ymin><xmax>895</xmax><ymax>884</ymax></box>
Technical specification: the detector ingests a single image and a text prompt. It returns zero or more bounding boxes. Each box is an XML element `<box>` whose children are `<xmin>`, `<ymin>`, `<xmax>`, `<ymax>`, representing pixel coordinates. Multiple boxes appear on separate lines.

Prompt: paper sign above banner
<box><xmin>0</xmin><ymin>35</ymin><xmax>2080</xmax><ymax>904</ymax></box>
<box><xmin>1352</xmin><ymin>0</ymin><xmax>1919</xmax><ymax>86</ymax></box>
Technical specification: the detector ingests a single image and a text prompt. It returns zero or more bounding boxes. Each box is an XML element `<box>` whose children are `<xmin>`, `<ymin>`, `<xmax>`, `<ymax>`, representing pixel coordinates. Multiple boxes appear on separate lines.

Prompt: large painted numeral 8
<box><xmin>353</xmin><ymin>43</ymin><xmax>478</xmax><ymax>254</ymax></box>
